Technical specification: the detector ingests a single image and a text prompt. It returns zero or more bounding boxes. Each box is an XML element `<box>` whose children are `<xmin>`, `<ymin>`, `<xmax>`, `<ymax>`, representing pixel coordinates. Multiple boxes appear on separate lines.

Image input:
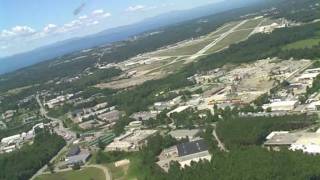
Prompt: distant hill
<box><xmin>0</xmin><ymin>0</ymin><xmax>260</xmax><ymax>74</ymax></box>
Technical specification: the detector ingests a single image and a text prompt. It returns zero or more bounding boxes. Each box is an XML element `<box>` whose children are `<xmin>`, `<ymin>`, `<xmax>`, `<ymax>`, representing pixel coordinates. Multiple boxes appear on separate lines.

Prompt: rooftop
<box><xmin>65</xmin><ymin>152</ymin><xmax>91</xmax><ymax>165</ymax></box>
<box><xmin>169</xmin><ymin>129</ymin><xmax>200</xmax><ymax>139</ymax></box>
<box><xmin>177</xmin><ymin>139</ymin><xmax>208</xmax><ymax>157</ymax></box>
<box><xmin>264</xmin><ymin>133</ymin><xmax>302</xmax><ymax>146</ymax></box>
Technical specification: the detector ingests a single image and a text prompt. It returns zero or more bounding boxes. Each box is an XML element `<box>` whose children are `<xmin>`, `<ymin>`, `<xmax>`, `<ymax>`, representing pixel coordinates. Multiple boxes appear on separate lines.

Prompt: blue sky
<box><xmin>0</xmin><ymin>0</ymin><xmax>221</xmax><ymax>57</ymax></box>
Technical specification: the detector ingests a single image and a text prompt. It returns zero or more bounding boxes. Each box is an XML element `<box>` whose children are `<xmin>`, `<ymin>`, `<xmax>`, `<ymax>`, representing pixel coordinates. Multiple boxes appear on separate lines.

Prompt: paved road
<box><xmin>31</xmin><ymin>95</ymin><xmax>76</xmax><ymax>180</ymax></box>
<box><xmin>248</xmin><ymin>18</ymin><xmax>266</xmax><ymax>36</ymax></box>
<box><xmin>212</xmin><ymin>123</ymin><xmax>229</xmax><ymax>152</ymax></box>
<box><xmin>187</xmin><ymin>19</ymin><xmax>249</xmax><ymax>62</ymax></box>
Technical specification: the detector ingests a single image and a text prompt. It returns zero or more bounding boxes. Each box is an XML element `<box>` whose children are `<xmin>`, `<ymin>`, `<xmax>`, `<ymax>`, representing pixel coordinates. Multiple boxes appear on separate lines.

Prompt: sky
<box><xmin>0</xmin><ymin>0</ymin><xmax>222</xmax><ymax>57</ymax></box>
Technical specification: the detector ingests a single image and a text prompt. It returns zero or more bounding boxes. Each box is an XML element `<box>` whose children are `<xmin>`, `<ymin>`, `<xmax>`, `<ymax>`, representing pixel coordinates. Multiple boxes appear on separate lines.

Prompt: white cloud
<box><xmin>12</xmin><ymin>26</ymin><xmax>35</xmax><ymax>34</ymax></box>
<box><xmin>0</xmin><ymin>9</ymin><xmax>112</xmax><ymax>56</ymax></box>
<box><xmin>92</xmin><ymin>9</ymin><xmax>104</xmax><ymax>15</ymax></box>
<box><xmin>125</xmin><ymin>5</ymin><xmax>158</xmax><ymax>12</ymax></box>
<box><xmin>1</xmin><ymin>26</ymin><xmax>36</xmax><ymax>38</ymax></box>
<box><xmin>87</xmin><ymin>20</ymin><xmax>100</xmax><ymax>26</ymax></box>
<box><xmin>91</xmin><ymin>9</ymin><xmax>111</xmax><ymax>18</ymax></box>
<box><xmin>102</xmin><ymin>13</ymin><xmax>111</xmax><ymax>18</ymax></box>
<box><xmin>126</xmin><ymin>5</ymin><xmax>146</xmax><ymax>12</ymax></box>
<box><xmin>58</xmin><ymin>9</ymin><xmax>111</xmax><ymax>33</ymax></box>
<box><xmin>0</xmin><ymin>45</ymin><xmax>7</xmax><ymax>50</ymax></box>
<box><xmin>78</xmin><ymin>15</ymin><xmax>88</xmax><ymax>20</ymax></box>
<box><xmin>1</xmin><ymin>30</ymin><xmax>15</xmax><ymax>38</ymax></box>
<box><xmin>43</xmin><ymin>24</ymin><xmax>57</xmax><ymax>33</ymax></box>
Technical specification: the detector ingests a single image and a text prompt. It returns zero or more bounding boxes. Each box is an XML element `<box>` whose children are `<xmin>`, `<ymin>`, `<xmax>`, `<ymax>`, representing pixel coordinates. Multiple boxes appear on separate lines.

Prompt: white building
<box><xmin>167</xmin><ymin>105</ymin><xmax>192</xmax><ymax>117</ymax></box>
<box><xmin>169</xmin><ymin>129</ymin><xmax>201</xmax><ymax>140</ymax></box>
<box><xmin>289</xmin><ymin>133</ymin><xmax>320</xmax><ymax>155</ymax></box>
<box><xmin>106</xmin><ymin>129</ymin><xmax>158</xmax><ymax>152</ymax></box>
<box><xmin>262</xmin><ymin>100</ymin><xmax>299</xmax><ymax>111</ymax></box>
<box><xmin>297</xmin><ymin>73</ymin><xmax>320</xmax><ymax>84</ymax></box>
<box><xmin>306</xmin><ymin>101</ymin><xmax>320</xmax><ymax>111</ymax></box>
<box><xmin>45</xmin><ymin>94</ymin><xmax>73</xmax><ymax>109</ymax></box>
<box><xmin>1</xmin><ymin>134</ymin><xmax>21</xmax><ymax>145</ymax></box>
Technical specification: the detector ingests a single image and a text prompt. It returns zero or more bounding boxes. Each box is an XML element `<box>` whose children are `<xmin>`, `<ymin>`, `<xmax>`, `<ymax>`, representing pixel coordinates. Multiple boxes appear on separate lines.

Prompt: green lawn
<box><xmin>283</xmin><ymin>38</ymin><xmax>320</xmax><ymax>50</ymax></box>
<box><xmin>35</xmin><ymin>167</ymin><xmax>105</xmax><ymax>180</ymax></box>
<box><xmin>237</xmin><ymin>18</ymin><xmax>263</xmax><ymax>30</ymax></box>
<box><xmin>206</xmin><ymin>29</ymin><xmax>253</xmax><ymax>54</ymax></box>
<box><xmin>260</xmin><ymin>18</ymin><xmax>281</xmax><ymax>27</ymax></box>
<box><xmin>209</xmin><ymin>21</ymin><xmax>239</xmax><ymax>37</ymax></box>
<box><xmin>154</xmin><ymin>37</ymin><xmax>216</xmax><ymax>56</ymax></box>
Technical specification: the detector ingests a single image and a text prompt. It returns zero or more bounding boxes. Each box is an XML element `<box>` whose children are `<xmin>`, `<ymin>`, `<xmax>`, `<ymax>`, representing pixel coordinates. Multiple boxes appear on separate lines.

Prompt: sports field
<box><xmin>35</xmin><ymin>167</ymin><xmax>105</xmax><ymax>180</ymax></box>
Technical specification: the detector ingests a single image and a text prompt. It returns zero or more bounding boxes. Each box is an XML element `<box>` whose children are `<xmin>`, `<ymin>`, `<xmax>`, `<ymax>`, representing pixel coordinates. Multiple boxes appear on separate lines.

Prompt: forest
<box><xmin>216</xmin><ymin>114</ymin><xmax>316</xmax><ymax>149</ymax></box>
<box><xmin>155</xmin><ymin>147</ymin><xmax>320</xmax><ymax>180</ymax></box>
<box><xmin>0</xmin><ymin>128</ymin><xmax>66</xmax><ymax>180</ymax></box>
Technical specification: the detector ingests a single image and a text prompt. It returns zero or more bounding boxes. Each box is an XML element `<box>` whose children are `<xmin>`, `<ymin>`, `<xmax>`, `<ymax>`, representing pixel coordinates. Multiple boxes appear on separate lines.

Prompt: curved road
<box><xmin>31</xmin><ymin>95</ymin><xmax>76</xmax><ymax>180</ymax></box>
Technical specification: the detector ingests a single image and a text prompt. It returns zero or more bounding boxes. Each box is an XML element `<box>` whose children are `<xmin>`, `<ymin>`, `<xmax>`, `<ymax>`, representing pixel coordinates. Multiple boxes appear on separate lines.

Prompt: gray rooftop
<box><xmin>66</xmin><ymin>152</ymin><xmax>91</xmax><ymax>165</ymax></box>
<box><xmin>67</xmin><ymin>146</ymin><xmax>80</xmax><ymax>157</ymax></box>
<box><xmin>177</xmin><ymin>139</ymin><xmax>208</xmax><ymax>157</ymax></box>
<box><xmin>264</xmin><ymin>133</ymin><xmax>302</xmax><ymax>146</ymax></box>
<box><xmin>169</xmin><ymin>129</ymin><xmax>200</xmax><ymax>139</ymax></box>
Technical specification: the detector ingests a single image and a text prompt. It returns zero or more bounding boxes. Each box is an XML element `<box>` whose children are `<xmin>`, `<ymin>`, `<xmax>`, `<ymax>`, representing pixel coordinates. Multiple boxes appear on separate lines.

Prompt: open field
<box><xmin>152</xmin><ymin>21</ymin><xmax>243</xmax><ymax>57</ymax></box>
<box><xmin>96</xmin><ymin>17</ymin><xmax>273</xmax><ymax>90</ymax></box>
<box><xmin>208</xmin><ymin>21</ymin><xmax>240</xmax><ymax>36</ymax></box>
<box><xmin>206</xmin><ymin>29</ymin><xmax>253</xmax><ymax>53</ymax></box>
<box><xmin>107</xmin><ymin>164</ymin><xmax>131</xmax><ymax>180</ymax></box>
<box><xmin>283</xmin><ymin>38</ymin><xmax>320</xmax><ymax>50</ymax></box>
<box><xmin>260</xmin><ymin>18</ymin><xmax>282</xmax><ymax>26</ymax></box>
<box><xmin>236</xmin><ymin>18</ymin><xmax>264</xmax><ymax>30</ymax></box>
<box><xmin>35</xmin><ymin>167</ymin><xmax>105</xmax><ymax>180</ymax></box>
<box><xmin>153</xmin><ymin>37</ymin><xmax>218</xmax><ymax>57</ymax></box>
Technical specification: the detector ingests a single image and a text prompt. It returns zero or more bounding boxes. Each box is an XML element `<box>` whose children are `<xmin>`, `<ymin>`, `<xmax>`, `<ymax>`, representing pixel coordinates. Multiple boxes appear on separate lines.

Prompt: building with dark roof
<box><xmin>177</xmin><ymin>139</ymin><xmax>208</xmax><ymax>157</ymax></box>
<box><xmin>157</xmin><ymin>139</ymin><xmax>211</xmax><ymax>172</ymax></box>
<box><xmin>67</xmin><ymin>146</ymin><xmax>80</xmax><ymax>157</ymax></box>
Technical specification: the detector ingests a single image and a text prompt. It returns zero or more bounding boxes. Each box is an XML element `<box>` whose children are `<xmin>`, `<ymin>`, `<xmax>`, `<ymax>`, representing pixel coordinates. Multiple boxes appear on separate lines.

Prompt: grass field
<box><xmin>107</xmin><ymin>164</ymin><xmax>131</xmax><ymax>180</ymax></box>
<box><xmin>206</xmin><ymin>29</ymin><xmax>253</xmax><ymax>54</ymax></box>
<box><xmin>35</xmin><ymin>167</ymin><xmax>105</xmax><ymax>180</ymax></box>
<box><xmin>153</xmin><ymin>21</ymin><xmax>242</xmax><ymax>57</ymax></box>
<box><xmin>209</xmin><ymin>21</ymin><xmax>239</xmax><ymax>37</ymax></box>
<box><xmin>236</xmin><ymin>18</ymin><xmax>263</xmax><ymax>30</ymax></box>
<box><xmin>154</xmin><ymin>36</ymin><xmax>218</xmax><ymax>57</ymax></box>
<box><xmin>283</xmin><ymin>38</ymin><xmax>320</xmax><ymax>50</ymax></box>
<box><xmin>260</xmin><ymin>18</ymin><xmax>282</xmax><ymax>27</ymax></box>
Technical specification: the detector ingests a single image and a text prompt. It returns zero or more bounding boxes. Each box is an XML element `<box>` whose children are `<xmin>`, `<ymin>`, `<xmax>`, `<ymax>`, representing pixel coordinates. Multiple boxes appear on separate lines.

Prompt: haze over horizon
<box><xmin>0</xmin><ymin>0</ymin><xmax>225</xmax><ymax>58</ymax></box>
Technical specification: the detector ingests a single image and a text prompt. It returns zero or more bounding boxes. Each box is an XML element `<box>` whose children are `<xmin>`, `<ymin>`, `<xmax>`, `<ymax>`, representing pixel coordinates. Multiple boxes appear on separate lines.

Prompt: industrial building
<box><xmin>130</xmin><ymin>111</ymin><xmax>158</xmax><ymax>121</ymax></box>
<box><xmin>167</xmin><ymin>105</ymin><xmax>192</xmax><ymax>117</ymax></box>
<box><xmin>67</xmin><ymin>146</ymin><xmax>81</xmax><ymax>157</ymax></box>
<box><xmin>306</xmin><ymin>101</ymin><xmax>320</xmax><ymax>111</ymax></box>
<box><xmin>98</xmin><ymin>110</ymin><xmax>122</xmax><ymax>123</ymax></box>
<box><xmin>45</xmin><ymin>94</ymin><xmax>73</xmax><ymax>109</ymax></box>
<box><xmin>169</xmin><ymin>129</ymin><xmax>201</xmax><ymax>141</ymax></box>
<box><xmin>157</xmin><ymin>139</ymin><xmax>211</xmax><ymax>172</ymax></box>
<box><xmin>1</xmin><ymin>110</ymin><xmax>16</xmax><ymax>120</ymax></box>
<box><xmin>106</xmin><ymin>129</ymin><xmax>158</xmax><ymax>152</ymax></box>
<box><xmin>65</xmin><ymin>153</ymin><xmax>91</xmax><ymax>166</ymax></box>
<box><xmin>0</xmin><ymin>123</ymin><xmax>46</xmax><ymax>153</ymax></box>
<box><xmin>264</xmin><ymin>131</ymin><xmax>320</xmax><ymax>154</ymax></box>
<box><xmin>125</xmin><ymin>121</ymin><xmax>143</xmax><ymax>130</ymax></box>
<box><xmin>297</xmin><ymin>72</ymin><xmax>320</xmax><ymax>85</ymax></box>
<box><xmin>262</xmin><ymin>100</ymin><xmax>299</xmax><ymax>111</ymax></box>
